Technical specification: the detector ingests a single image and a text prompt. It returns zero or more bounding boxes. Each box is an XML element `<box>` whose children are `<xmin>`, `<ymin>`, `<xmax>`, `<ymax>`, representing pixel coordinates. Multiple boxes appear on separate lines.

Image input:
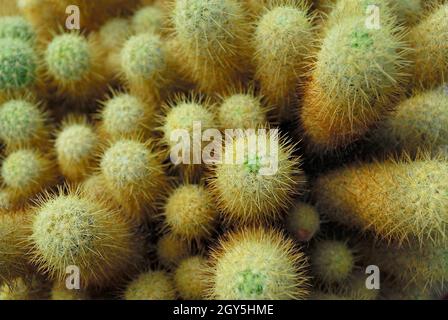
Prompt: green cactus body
<box><xmin>30</xmin><ymin>188</ymin><xmax>139</xmax><ymax>287</ymax></box>
<box><xmin>313</xmin><ymin>157</ymin><xmax>448</xmax><ymax>245</ymax></box>
<box><xmin>300</xmin><ymin>17</ymin><xmax>410</xmax><ymax>152</ymax></box>
<box><xmin>0</xmin><ymin>16</ymin><xmax>35</xmax><ymax>43</ymax></box>
<box><xmin>253</xmin><ymin>3</ymin><xmax>313</xmax><ymax>121</ymax></box>
<box><xmin>124</xmin><ymin>270</ymin><xmax>176</xmax><ymax>300</ymax></box>
<box><xmin>209</xmin><ymin>228</ymin><xmax>310</xmax><ymax>300</ymax></box>
<box><xmin>0</xmin><ymin>98</ymin><xmax>49</xmax><ymax>152</ymax></box>
<box><xmin>0</xmin><ymin>38</ymin><xmax>36</xmax><ymax>94</ymax></box>
<box><xmin>164</xmin><ymin>184</ymin><xmax>217</xmax><ymax>241</ymax></box>
<box><xmin>210</xmin><ymin>131</ymin><xmax>305</xmax><ymax>224</ymax></box>
<box><xmin>171</xmin><ymin>0</ymin><xmax>252</xmax><ymax>93</ymax></box>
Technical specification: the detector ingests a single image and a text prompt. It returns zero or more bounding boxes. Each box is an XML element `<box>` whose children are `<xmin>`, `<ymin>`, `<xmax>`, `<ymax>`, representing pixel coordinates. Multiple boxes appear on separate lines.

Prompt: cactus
<box><xmin>0</xmin><ymin>98</ymin><xmax>49</xmax><ymax>152</ymax></box>
<box><xmin>0</xmin><ymin>38</ymin><xmax>37</xmax><ymax>95</ymax></box>
<box><xmin>218</xmin><ymin>92</ymin><xmax>268</xmax><ymax>129</ymax></box>
<box><xmin>164</xmin><ymin>184</ymin><xmax>217</xmax><ymax>241</ymax></box>
<box><xmin>313</xmin><ymin>156</ymin><xmax>448</xmax><ymax>245</ymax></box>
<box><xmin>0</xmin><ymin>16</ymin><xmax>35</xmax><ymax>43</ymax></box>
<box><xmin>157</xmin><ymin>233</ymin><xmax>191</xmax><ymax>269</ymax></box>
<box><xmin>1</xmin><ymin>149</ymin><xmax>56</xmax><ymax>199</ymax></box>
<box><xmin>174</xmin><ymin>256</ymin><xmax>209</xmax><ymax>300</ymax></box>
<box><xmin>161</xmin><ymin>94</ymin><xmax>215</xmax><ymax>180</ymax></box>
<box><xmin>209</xmin><ymin>131</ymin><xmax>305</xmax><ymax>224</ymax></box>
<box><xmin>99</xmin><ymin>138</ymin><xmax>168</xmax><ymax>222</ymax></box>
<box><xmin>55</xmin><ymin>116</ymin><xmax>98</xmax><ymax>182</ymax></box>
<box><xmin>286</xmin><ymin>201</ymin><xmax>320</xmax><ymax>242</ymax></box>
<box><xmin>124</xmin><ymin>270</ymin><xmax>176</xmax><ymax>300</ymax></box>
<box><xmin>370</xmin><ymin>86</ymin><xmax>448</xmax><ymax>155</ymax></box>
<box><xmin>120</xmin><ymin>32</ymin><xmax>168</xmax><ymax>101</ymax></box>
<box><xmin>253</xmin><ymin>2</ymin><xmax>314</xmax><ymax>121</ymax></box>
<box><xmin>208</xmin><ymin>228</ymin><xmax>310</xmax><ymax>300</ymax></box>
<box><xmin>409</xmin><ymin>3</ymin><xmax>448</xmax><ymax>89</ymax></box>
<box><xmin>300</xmin><ymin>16</ymin><xmax>410</xmax><ymax>152</ymax></box>
<box><xmin>98</xmin><ymin>92</ymin><xmax>156</xmax><ymax>140</ymax></box>
<box><xmin>44</xmin><ymin>33</ymin><xmax>105</xmax><ymax>103</ymax></box>
<box><xmin>171</xmin><ymin>0</ymin><xmax>252</xmax><ymax>94</ymax></box>
<box><xmin>0</xmin><ymin>210</ymin><xmax>30</xmax><ymax>284</ymax></box>
<box><xmin>311</xmin><ymin>240</ymin><xmax>355</xmax><ymax>284</ymax></box>
<box><xmin>30</xmin><ymin>187</ymin><xmax>140</xmax><ymax>288</ymax></box>
<box><xmin>132</xmin><ymin>6</ymin><xmax>164</xmax><ymax>35</ymax></box>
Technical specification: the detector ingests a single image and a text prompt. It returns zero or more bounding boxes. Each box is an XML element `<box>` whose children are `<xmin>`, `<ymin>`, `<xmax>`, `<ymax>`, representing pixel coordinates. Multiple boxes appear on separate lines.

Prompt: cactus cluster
<box><xmin>1</xmin><ymin>0</ymin><xmax>448</xmax><ymax>301</ymax></box>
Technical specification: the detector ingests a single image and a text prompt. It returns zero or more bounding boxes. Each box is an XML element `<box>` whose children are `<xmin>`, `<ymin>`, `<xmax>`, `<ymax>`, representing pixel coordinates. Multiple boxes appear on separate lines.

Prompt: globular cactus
<box><xmin>209</xmin><ymin>131</ymin><xmax>305</xmax><ymax>224</ymax></box>
<box><xmin>218</xmin><ymin>91</ymin><xmax>269</xmax><ymax>130</ymax></box>
<box><xmin>120</xmin><ymin>32</ymin><xmax>168</xmax><ymax>101</ymax></box>
<box><xmin>0</xmin><ymin>188</ymin><xmax>16</xmax><ymax>210</ymax></box>
<box><xmin>163</xmin><ymin>184</ymin><xmax>217</xmax><ymax>241</ymax></box>
<box><xmin>370</xmin><ymin>86</ymin><xmax>448</xmax><ymax>156</ymax></box>
<box><xmin>44</xmin><ymin>33</ymin><xmax>106</xmax><ymax>104</ymax></box>
<box><xmin>1</xmin><ymin>148</ymin><xmax>56</xmax><ymax>200</ymax></box>
<box><xmin>174</xmin><ymin>256</ymin><xmax>209</xmax><ymax>300</ymax></box>
<box><xmin>124</xmin><ymin>270</ymin><xmax>176</xmax><ymax>300</ymax></box>
<box><xmin>156</xmin><ymin>233</ymin><xmax>191</xmax><ymax>269</ymax></box>
<box><xmin>171</xmin><ymin>0</ymin><xmax>252</xmax><ymax>94</ymax></box>
<box><xmin>51</xmin><ymin>282</ymin><xmax>89</xmax><ymax>300</ymax></box>
<box><xmin>98</xmin><ymin>92</ymin><xmax>156</xmax><ymax>141</ymax></box>
<box><xmin>0</xmin><ymin>16</ymin><xmax>35</xmax><ymax>43</ymax></box>
<box><xmin>99</xmin><ymin>138</ymin><xmax>168</xmax><ymax>222</ymax></box>
<box><xmin>30</xmin><ymin>187</ymin><xmax>140</xmax><ymax>288</ymax></box>
<box><xmin>0</xmin><ymin>38</ymin><xmax>37</xmax><ymax>97</ymax></box>
<box><xmin>313</xmin><ymin>155</ymin><xmax>448</xmax><ymax>245</ymax></box>
<box><xmin>409</xmin><ymin>3</ymin><xmax>448</xmax><ymax>89</ymax></box>
<box><xmin>0</xmin><ymin>210</ymin><xmax>30</xmax><ymax>284</ymax></box>
<box><xmin>55</xmin><ymin>116</ymin><xmax>99</xmax><ymax>182</ymax></box>
<box><xmin>0</xmin><ymin>98</ymin><xmax>49</xmax><ymax>152</ymax></box>
<box><xmin>300</xmin><ymin>16</ymin><xmax>410</xmax><ymax>152</ymax></box>
<box><xmin>286</xmin><ymin>201</ymin><xmax>320</xmax><ymax>242</ymax></box>
<box><xmin>132</xmin><ymin>5</ymin><xmax>165</xmax><ymax>35</ymax></box>
<box><xmin>311</xmin><ymin>240</ymin><xmax>355</xmax><ymax>284</ymax></box>
<box><xmin>17</xmin><ymin>0</ymin><xmax>61</xmax><ymax>41</ymax></box>
<box><xmin>208</xmin><ymin>228</ymin><xmax>310</xmax><ymax>300</ymax></box>
<box><xmin>253</xmin><ymin>1</ymin><xmax>314</xmax><ymax>121</ymax></box>
<box><xmin>160</xmin><ymin>94</ymin><xmax>215</xmax><ymax>180</ymax></box>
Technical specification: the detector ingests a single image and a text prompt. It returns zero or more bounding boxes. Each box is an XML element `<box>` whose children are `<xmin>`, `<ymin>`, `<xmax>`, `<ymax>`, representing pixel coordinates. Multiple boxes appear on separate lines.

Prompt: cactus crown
<box><xmin>0</xmin><ymin>38</ymin><xmax>36</xmax><ymax>90</ymax></box>
<box><xmin>125</xmin><ymin>270</ymin><xmax>176</xmax><ymax>300</ymax></box>
<box><xmin>132</xmin><ymin>6</ymin><xmax>164</xmax><ymax>34</ymax></box>
<box><xmin>55</xmin><ymin>120</ymin><xmax>96</xmax><ymax>163</ymax></box>
<box><xmin>218</xmin><ymin>93</ymin><xmax>266</xmax><ymax>129</ymax></box>
<box><xmin>120</xmin><ymin>33</ymin><xmax>166</xmax><ymax>81</ymax></box>
<box><xmin>45</xmin><ymin>33</ymin><xmax>91</xmax><ymax>81</ymax></box>
<box><xmin>1</xmin><ymin>149</ymin><xmax>44</xmax><ymax>189</ymax></box>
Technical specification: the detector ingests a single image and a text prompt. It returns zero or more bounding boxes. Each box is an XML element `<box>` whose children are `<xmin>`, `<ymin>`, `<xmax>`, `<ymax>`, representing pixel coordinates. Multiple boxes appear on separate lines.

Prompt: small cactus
<box><xmin>0</xmin><ymin>16</ymin><xmax>35</xmax><ymax>43</ymax></box>
<box><xmin>163</xmin><ymin>184</ymin><xmax>217</xmax><ymax>241</ymax></box>
<box><xmin>174</xmin><ymin>256</ymin><xmax>209</xmax><ymax>300</ymax></box>
<box><xmin>209</xmin><ymin>228</ymin><xmax>310</xmax><ymax>300</ymax></box>
<box><xmin>286</xmin><ymin>201</ymin><xmax>320</xmax><ymax>242</ymax></box>
<box><xmin>132</xmin><ymin>6</ymin><xmax>164</xmax><ymax>35</ymax></box>
<box><xmin>156</xmin><ymin>233</ymin><xmax>190</xmax><ymax>269</ymax></box>
<box><xmin>124</xmin><ymin>270</ymin><xmax>176</xmax><ymax>300</ymax></box>
<box><xmin>30</xmin><ymin>187</ymin><xmax>140</xmax><ymax>288</ymax></box>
